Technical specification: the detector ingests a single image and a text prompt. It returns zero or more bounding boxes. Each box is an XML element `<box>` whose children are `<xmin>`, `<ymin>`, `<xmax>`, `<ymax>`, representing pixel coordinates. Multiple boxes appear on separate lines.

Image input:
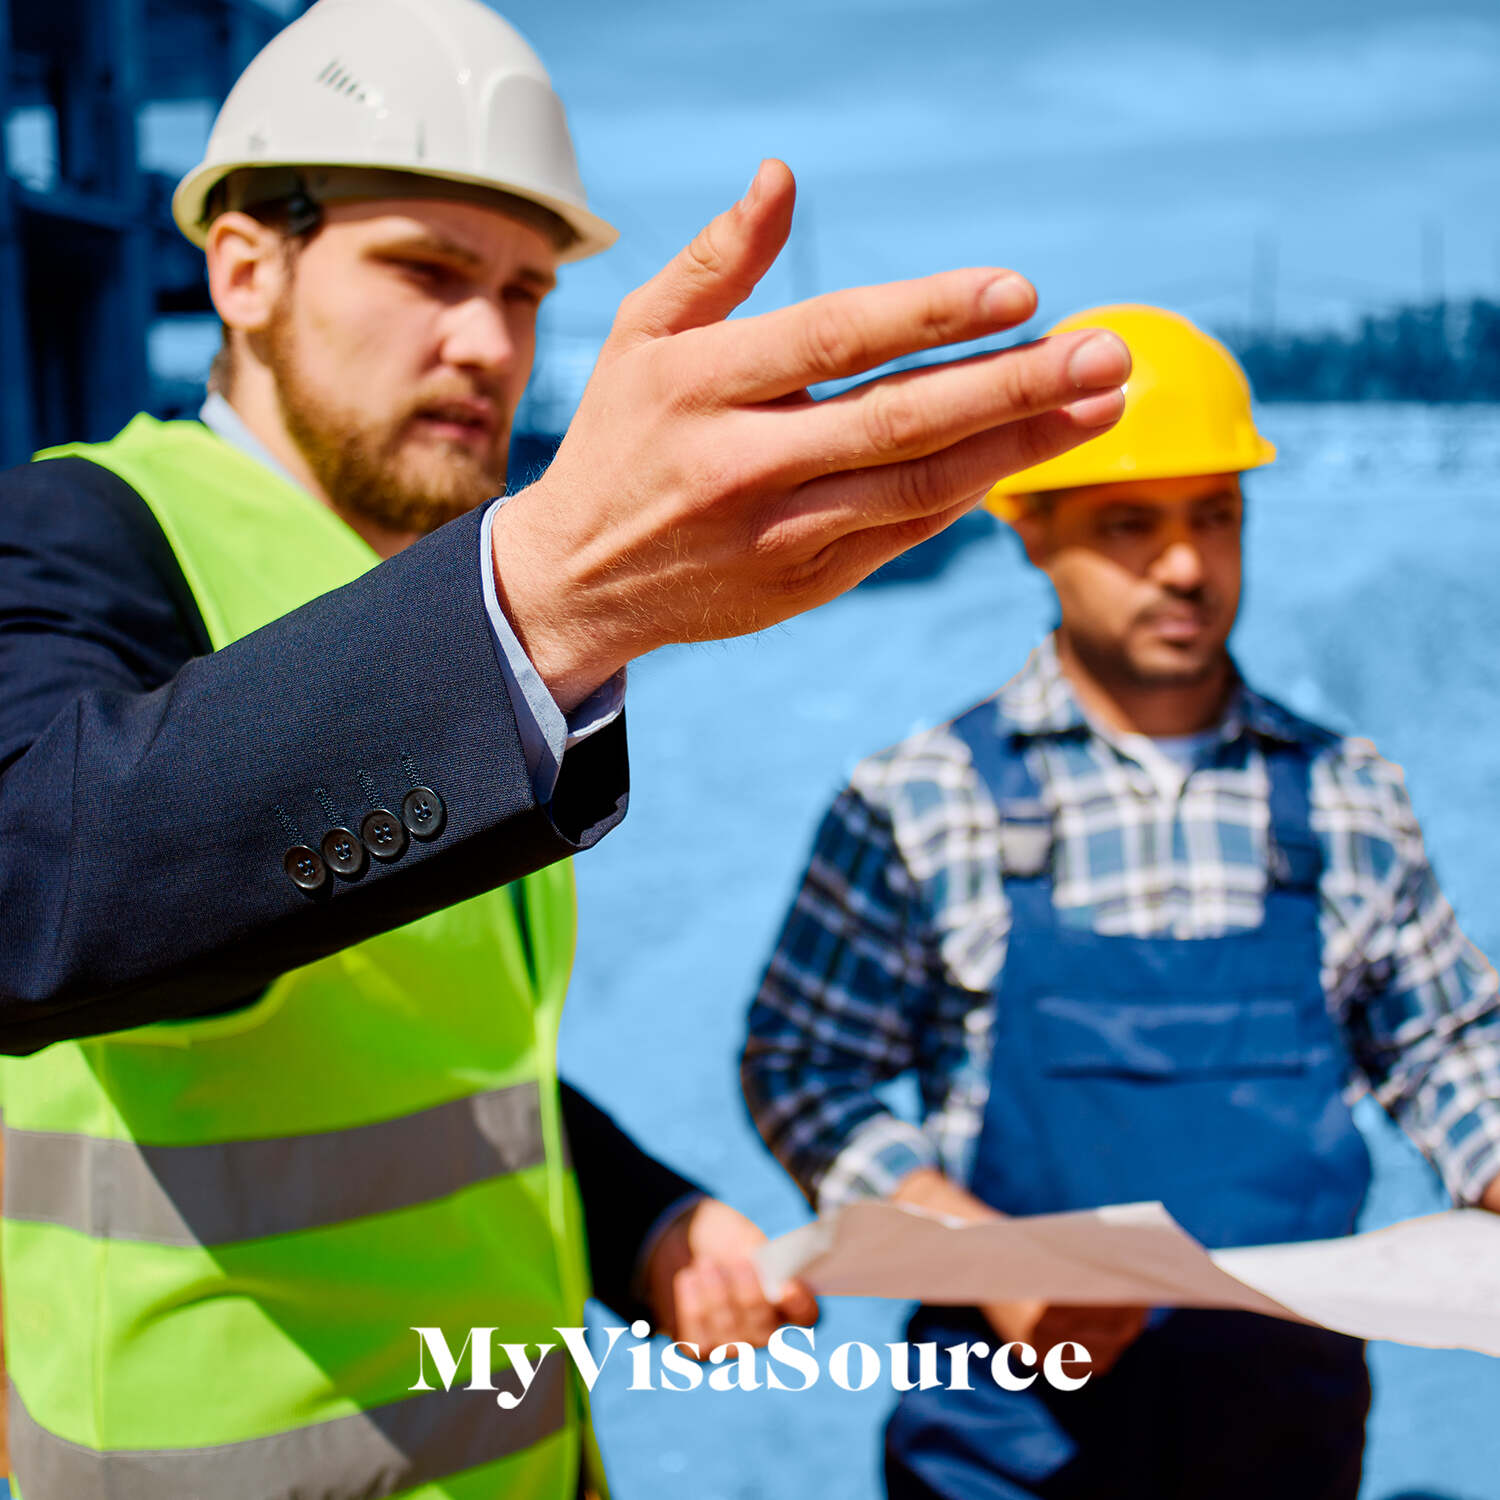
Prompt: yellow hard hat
<box><xmin>173</xmin><ymin>0</ymin><xmax>617</xmax><ymax>261</ymax></box>
<box><xmin>986</xmin><ymin>304</ymin><xmax>1276</xmax><ymax>520</ymax></box>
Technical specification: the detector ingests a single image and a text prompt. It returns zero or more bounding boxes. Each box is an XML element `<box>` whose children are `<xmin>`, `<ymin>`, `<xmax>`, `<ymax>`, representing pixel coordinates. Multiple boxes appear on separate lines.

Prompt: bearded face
<box><xmin>231</xmin><ymin>197</ymin><xmax>558</xmax><ymax>542</ymax></box>
<box><xmin>1017</xmin><ymin>475</ymin><xmax>1244</xmax><ymax>694</ymax></box>
<box><xmin>264</xmin><ymin>294</ymin><xmax>512</xmax><ymax>536</ymax></box>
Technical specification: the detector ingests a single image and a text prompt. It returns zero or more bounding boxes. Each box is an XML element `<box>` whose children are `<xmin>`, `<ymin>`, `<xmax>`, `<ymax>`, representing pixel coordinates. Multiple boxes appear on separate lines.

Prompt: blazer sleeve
<box><xmin>0</xmin><ymin>456</ymin><xmax>629</xmax><ymax>1052</ymax></box>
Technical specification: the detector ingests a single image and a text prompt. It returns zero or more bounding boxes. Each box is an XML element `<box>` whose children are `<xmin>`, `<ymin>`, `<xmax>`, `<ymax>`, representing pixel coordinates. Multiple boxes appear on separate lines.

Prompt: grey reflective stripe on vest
<box><xmin>3</xmin><ymin>1081</ymin><xmax>545</xmax><ymax>1246</ymax></box>
<box><xmin>10</xmin><ymin>1349</ymin><xmax>568</xmax><ymax>1500</ymax></box>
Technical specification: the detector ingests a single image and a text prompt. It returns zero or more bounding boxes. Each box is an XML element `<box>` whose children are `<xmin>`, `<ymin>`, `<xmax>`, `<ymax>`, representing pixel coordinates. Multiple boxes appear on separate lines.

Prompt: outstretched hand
<box><xmin>493</xmin><ymin>159</ymin><xmax>1130</xmax><ymax>709</ymax></box>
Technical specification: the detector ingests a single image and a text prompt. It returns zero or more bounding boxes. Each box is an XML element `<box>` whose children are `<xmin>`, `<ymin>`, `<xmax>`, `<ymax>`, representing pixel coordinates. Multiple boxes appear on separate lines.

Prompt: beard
<box><xmin>1128</xmin><ymin>595</ymin><xmax>1232</xmax><ymax>682</ymax></box>
<box><xmin>1066</xmin><ymin>593</ymin><xmax>1232</xmax><ymax>695</ymax></box>
<box><xmin>263</xmin><ymin>305</ymin><xmax>510</xmax><ymax>538</ymax></box>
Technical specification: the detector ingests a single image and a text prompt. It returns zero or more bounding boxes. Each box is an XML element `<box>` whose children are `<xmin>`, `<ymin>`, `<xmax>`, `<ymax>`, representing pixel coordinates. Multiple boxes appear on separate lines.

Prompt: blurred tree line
<box><xmin>1219</xmin><ymin>299</ymin><xmax>1500</xmax><ymax>402</ymax></box>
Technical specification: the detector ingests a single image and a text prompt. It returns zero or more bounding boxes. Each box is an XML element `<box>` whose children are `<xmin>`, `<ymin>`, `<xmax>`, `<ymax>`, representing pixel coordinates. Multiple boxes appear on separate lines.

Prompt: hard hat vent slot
<box><xmin>315</xmin><ymin>58</ymin><xmax>369</xmax><ymax>104</ymax></box>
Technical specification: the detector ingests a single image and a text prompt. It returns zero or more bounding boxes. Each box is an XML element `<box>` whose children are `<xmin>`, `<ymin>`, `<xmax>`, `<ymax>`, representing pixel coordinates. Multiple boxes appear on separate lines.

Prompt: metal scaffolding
<box><xmin>0</xmin><ymin>0</ymin><xmax>303</xmax><ymax>467</ymax></box>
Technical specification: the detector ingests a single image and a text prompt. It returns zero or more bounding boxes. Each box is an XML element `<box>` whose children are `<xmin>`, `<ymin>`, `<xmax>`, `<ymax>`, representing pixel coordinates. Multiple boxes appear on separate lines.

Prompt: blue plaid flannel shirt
<box><xmin>742</xmin><ymin>637</ymin><xmax>1500</xmax><ymax>1214</ymax></box>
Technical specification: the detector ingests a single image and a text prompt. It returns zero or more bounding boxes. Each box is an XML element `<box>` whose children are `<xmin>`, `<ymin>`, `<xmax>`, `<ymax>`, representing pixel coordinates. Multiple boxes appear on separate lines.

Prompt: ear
<box><xmin>204</xmin><ymin>211</ymin><xmax>293</xmax><ymax>335</ymax></box>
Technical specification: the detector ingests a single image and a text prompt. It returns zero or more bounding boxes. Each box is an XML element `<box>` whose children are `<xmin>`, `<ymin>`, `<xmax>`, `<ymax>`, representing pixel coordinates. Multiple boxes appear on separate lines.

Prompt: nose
<box><xmin>438</xmin><ymin>295</ymin><xmax>517</xmax><ymax>376</ymax></box>
<box><xmin>1151</xmin><ymin>536</ymin><xmax>1205</xmax><ymax>592</ymax></box>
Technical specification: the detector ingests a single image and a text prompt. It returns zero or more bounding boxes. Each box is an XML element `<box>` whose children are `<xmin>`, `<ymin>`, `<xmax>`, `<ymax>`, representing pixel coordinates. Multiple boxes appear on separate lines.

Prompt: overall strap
<box><xmin>947</xmin><ymin>701</ymin><xmax>1052</xmax><ymax>881</ymax></box>
<box><xmin>1263</xmin><ymin>741</ymin><xmax>1323</xmax><ymax>892</ymax></box>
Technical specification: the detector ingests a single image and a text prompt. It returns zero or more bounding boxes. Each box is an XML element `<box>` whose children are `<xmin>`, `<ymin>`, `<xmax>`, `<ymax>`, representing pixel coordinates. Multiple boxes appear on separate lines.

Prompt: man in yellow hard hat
<box><xmin>743</xmin><ymin>304</ymin><xmax>1500</xmax><ymax>1499</ymax></box>
<box><xmin>0</xmin><ymin>0</ymin><xmax>1136</xmax><ymax>1494</ymax></box>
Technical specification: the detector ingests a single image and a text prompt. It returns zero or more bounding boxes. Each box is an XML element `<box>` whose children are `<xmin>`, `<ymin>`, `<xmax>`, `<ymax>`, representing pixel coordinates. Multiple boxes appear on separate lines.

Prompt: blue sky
<box><xmin>493</xmin><ymin>0</ymin><xmax>1500</xmax><ymax>347</ymax></box>
<box><xmin>115</xmin><ymin>0</ymin><xmax>1500</xmax><ymax>401</ymax></box>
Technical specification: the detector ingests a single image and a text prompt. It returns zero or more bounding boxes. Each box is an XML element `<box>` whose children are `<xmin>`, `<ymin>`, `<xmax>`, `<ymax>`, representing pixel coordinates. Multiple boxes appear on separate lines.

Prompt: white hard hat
<box><xmin>172</xmin><ymin>0</ymin><xmax>617</xmax><ymax>262</ymax></box>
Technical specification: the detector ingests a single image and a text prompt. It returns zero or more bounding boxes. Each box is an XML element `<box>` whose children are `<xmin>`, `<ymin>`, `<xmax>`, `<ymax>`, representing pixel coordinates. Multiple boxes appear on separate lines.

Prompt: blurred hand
<box><xmin>1481</xmin><ymin>1172</ymin><xmax>1500</xmax><ymax>1215</ymax></box>
<box><xmin>493</xmin><ymin>158</ymin><xmax>1129</xmax><ymax>710</ymax></box>
<box><xmin>642</xmin><ymin>1197</ymin><xmax>819</xmax><ymax>1353</ymax></box>
<box><xmin>981</xmin><ymin>1298</ymin><xmax>1149</xmax><ymax>1377</ymax></box>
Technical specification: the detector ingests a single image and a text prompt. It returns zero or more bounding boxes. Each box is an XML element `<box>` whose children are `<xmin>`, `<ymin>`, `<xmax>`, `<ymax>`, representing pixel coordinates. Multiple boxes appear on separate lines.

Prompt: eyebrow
<box><xmin>1092</xmin><ymin>492</ymin><xmax>1240</xmax><ymax>527</ymax></box>
<box><xmin>369</xmin><ymin>231</ymin><xmax>557</xmax><ymax>294</ymax></box>
<box><xmin>1097</xmin><ymin>502</ymin><xmax>1159</xmax><ymax>518</ymax></box>
<box><xmin>1101</xmin><ymin>490</ymin><xmax>1240</xmax><ymax>512</ymax></box>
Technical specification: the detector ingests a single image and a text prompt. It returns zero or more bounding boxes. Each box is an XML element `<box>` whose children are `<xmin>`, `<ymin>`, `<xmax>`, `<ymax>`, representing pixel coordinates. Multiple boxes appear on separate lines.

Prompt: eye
<box><xmin>391</xmin><ymin>258</ymin><xmax>459</xmax><ymax>291</ymax></box>
<box><xmin>502</xmin><ymin>282</ymin><xmax>545</xmax><ymax>309</ymax></box>
<box><xmin>1102</xmin><ymin>516</ymin><xmax>1153</xmax><ymax>540</ymax></box>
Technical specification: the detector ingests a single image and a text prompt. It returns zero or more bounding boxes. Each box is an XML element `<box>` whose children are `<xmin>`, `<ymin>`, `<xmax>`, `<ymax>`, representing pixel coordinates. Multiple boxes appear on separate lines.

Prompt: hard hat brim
<box><xmin>985</xmin><ymin>439</ymin><xmax>1277</xmax><ymax>521</ymax></box>
<box><xmin>172</xmin><ymin>158</ymin><xmax>618</xmax><ymax>264</ymax></box>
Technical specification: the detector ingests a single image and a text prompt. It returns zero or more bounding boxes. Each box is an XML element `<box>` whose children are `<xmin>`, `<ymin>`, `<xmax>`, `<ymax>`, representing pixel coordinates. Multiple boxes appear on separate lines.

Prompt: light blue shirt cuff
<box><xmin>480</xmin><ymin>498</ymin><xmax>626</xmax><ymax>804</ymax></box>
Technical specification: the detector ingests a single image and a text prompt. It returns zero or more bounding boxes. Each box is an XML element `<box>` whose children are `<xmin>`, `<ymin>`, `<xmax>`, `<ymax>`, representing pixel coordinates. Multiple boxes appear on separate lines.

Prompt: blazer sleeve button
<box><xmin>401</xmin><ymin>787</ymin><xmax>446</xmax><ymax>840</ymax></box>
<box><xmin>284</xmin><ymin>845</ymin><xmax>328</xmax><ymax>893</ymax></box>
<box><xmin>360</xmin><ymin>808</ymin><xmax>408</xmax><ymax>862</ymax></box>
<box><xmin>320</xmin><ymin>827</ymin><xmax>367</xmax><ymax>878</ymax></box>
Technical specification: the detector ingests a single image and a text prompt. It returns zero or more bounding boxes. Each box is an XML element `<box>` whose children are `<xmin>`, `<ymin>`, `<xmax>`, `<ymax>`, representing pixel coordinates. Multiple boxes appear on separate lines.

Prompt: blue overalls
<box><xmin>884</xmin><ymin>708</ymin><xmax>1373</xmax><ymax>1500</ymax></box>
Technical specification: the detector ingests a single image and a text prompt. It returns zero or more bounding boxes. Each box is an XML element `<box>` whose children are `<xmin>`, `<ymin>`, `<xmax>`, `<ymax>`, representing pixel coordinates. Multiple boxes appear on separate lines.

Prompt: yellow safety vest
<box><xmin>3</xmin><ymin>415</ymin><xmax>598</xmax><ymax>1499</ymax></box>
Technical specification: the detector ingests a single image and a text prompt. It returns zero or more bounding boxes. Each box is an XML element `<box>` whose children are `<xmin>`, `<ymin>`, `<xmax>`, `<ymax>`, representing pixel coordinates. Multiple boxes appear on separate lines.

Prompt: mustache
<box><xmin>1135</xmin><ymin>589</ymin><xmax>1215</xmax><ymax>623</ymax></box>
<box><xmin>400</xmin><ymin>385</ymin><xmax>509</xmax><ymax>434</ymax></box>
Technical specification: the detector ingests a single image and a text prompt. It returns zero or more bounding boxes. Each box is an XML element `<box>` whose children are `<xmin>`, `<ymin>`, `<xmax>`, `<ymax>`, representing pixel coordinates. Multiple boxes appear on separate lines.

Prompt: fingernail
<box><xmin>981</xmin><ymin>273</ymin><xmax>1031</xmax><ymax>320</ymax></box>
<box><xmin>1067</xmin><ymin>332</ymin><xmax>1131</xmax><ymax>389</ymax></box>
<box><xmin>1064</xmin><ymin>388</ymin><xmax>1127</xmax><ymax>427</ymax></box>
<box><xmin>743</xmin><ymin>161</ymin><xmax>766</xmax><ymax>205</ymax></box>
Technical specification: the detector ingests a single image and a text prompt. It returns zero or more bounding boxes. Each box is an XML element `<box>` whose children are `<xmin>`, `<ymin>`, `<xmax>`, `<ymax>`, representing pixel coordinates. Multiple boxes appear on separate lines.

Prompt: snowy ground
<box><xmin>559</xmin><ymin>403</ymin><xmax>1500</xmax><ymax>1500</ymax></box>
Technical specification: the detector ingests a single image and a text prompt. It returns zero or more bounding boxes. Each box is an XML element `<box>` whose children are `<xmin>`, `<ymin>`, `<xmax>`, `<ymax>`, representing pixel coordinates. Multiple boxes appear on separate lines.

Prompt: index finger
<box><xmin>701</xmin><ymin>268</ymin><xmax>1038</xmax><ymax>405</ymax></box>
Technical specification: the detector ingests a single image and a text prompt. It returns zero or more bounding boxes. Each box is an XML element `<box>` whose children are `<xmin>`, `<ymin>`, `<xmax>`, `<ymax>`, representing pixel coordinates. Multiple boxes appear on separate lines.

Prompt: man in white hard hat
<box><xmin>0</xmin><ymin>1</ymin><xmax>1132</xmax><ymax>1496</ymax></box>
<box><xmin>743</xmin><ymin>304</ymin><xmax>1500</xmax><ymax>1499</ymax></box>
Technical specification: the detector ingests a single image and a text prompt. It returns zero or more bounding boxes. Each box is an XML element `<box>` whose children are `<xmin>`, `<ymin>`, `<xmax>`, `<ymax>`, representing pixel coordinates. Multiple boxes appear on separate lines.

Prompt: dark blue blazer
<box><xmin>0</xmin><ymin>446</ymin><xmax>693</xmax><ymax>1317</ymax></box>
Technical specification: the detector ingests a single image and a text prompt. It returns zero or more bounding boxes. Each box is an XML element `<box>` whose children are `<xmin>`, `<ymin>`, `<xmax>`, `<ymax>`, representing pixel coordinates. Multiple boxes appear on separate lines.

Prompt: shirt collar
<box><xmin>995</xmin><ymin>633</ymin><xmax>1319</xmax><ymax>750</ymax></box>
<box><xmin>994</xmin><ymin>635</ymin><xmax>1088</xmax><ymax>737</ymax></box>
<box><xmin>198</xmin><ymin>392</ymin><xmax>309</xmax><ymax>497</ymax></box>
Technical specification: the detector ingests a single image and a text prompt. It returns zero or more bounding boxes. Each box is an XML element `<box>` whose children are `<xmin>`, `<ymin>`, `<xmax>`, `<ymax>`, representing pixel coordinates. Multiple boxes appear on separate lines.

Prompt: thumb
<box><xmin>611</xmin><ymin>158</ymin><xmax>796</xmax><ymax>346</ymax></box>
